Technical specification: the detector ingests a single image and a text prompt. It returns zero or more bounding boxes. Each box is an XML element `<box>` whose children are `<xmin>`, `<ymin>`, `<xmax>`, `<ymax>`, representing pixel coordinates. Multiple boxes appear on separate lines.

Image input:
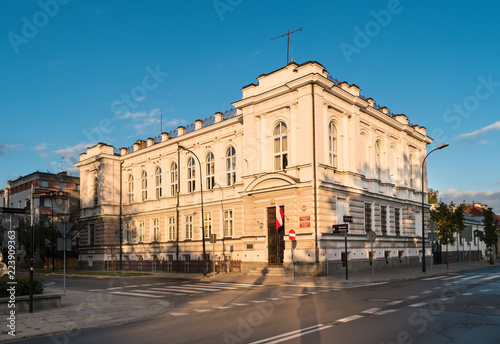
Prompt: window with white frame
<box><xmin>128</xmin><ymin>174</ymin><xmax>134</xmax><ymax>203</ymax></box>
<box><xmin>141</xmin><ymin>170</ymin><xmax>147</xmax><ymax>201</ymax></box>
<box><xmin>124</xmin><ymin>222</ymin><xmax>132</xmax><ymax>243</ymax></box>
<box><xmin>152</xmin><ymin>218</ymin><xmax>160</xmax><ymax>242</ymax></box>
<box><xmin>329</xmin><ymin>121</ymin><xmax>338</xmax><ymax>167</ymax></box>
<box><xmin>381</xmin><ymin>205</ymin><xmax>388</xmax><ymax>235</ymax></box>
<box><xmin>395</xmin><ymin>207</ymin><xmax>401</xmax><ymax>235</ymax></box>
<box><xmin>375</xmin><ymin>141</ymin><xmax>381</xmax><ymax>180</ymax></box>
<box><xmin>226</xmin><ymin>147</ymin><xmax>236</xmax><ymax>186</ymax></box>
<box><xmin>138</xmin><ymin>220</ymin><xmax>145</xmax><ymax>242</ymax></box>
<box><xmin>155</xmin><ymin>166</ymin><xmax>162</xmax><ymax>199</ymax></box>
<box><xmin>185</xmin><ymin>215</ymin><xmax>193</xmax><ymax>239</ymax></box>
<box><xmin>273</xmin><ymin>122</ymin><xmax>288</xmax><ymax>171</ymax></box>
<box><xmin>204</xmin><ymin>211</ymin><xmax>212</xmax><ymax>238</ymax></box>
<box><xmin>93</xmin><ymin>177</ymin><xmax>98</xmax><ymax>206</ymax></box>
<box><xmin>409</xmin><ymin>156</ymin><xmax>414</xmax><ymax>188</ymax></box>
<box><xmin>414</xmin><ymin>211</ymin><xmax>421</xmax><ymax>236</ymax></box>
<box><xmin>364</xmin><ymin>202</ymin><xmax>373</xmax><ymax>232</ymax></box>
<box><xmin>88</xmin><ymin>224</ymin><xmax>95</xmax><ymax>245</ymax></box>
<box><xmin>167</xmin><ymin>216</ymin><xmax>176</xmax><ymax>241</ymax></box>
<box><xmin>170</xmin><ymin>162</ymin><xmax>178</xmax><ymax>196</ymax></box>
<box><xmin>206</xmin><ymin>152</ymin><xmax>215</xmax><ymax>190</ymax></box>
<box><xmin>224</xmin><ymin>210</ymin><xmax>233</xmax><ymax>237</ymax></box>
<box><xmin>187</xmin><ymin>157</ymin><xmax>196</xmax><ymax>193</ymax></box>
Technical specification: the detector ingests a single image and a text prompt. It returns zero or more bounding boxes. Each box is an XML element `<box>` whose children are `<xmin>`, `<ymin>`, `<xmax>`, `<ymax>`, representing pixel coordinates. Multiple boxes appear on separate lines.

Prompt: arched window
<box><xmin>329</xmin><ymin>121</ymin><xmax>338</xmax><ymax>167</ymax></box>
<box><xmin>273</xmin><ymin>122</ymin><xmax>288</xmax><ymax>171</ymax></box>
<box><xmin>409</xmin><ymin>156</ymin><xmax>414</xmax><ymax>188</ymax></box>
<box><xmin>375</xmin><ymin>141</ymin><xmax>381</xmax><ymax>180</ymax></box>
<box><xmin>128</xmin><ymin>174</ymin><xmax>134</xmax><ymax>203</ymax></box>
<box><xmin>93</xmin><ymin>177</ymin><xmax>98</xmax><ymax>206</ymax></box>
<box><xmin>170</xmin><ymin>162</ymin><xmax>178</xmax><ymax>196</ymax></box>
<box><xmin>187</xmin><ymin>157</ymin><xmax>196</xmax><ymax>193</ymax></box>
<box><xmin>155</xmin><ymin>166</ymin><xmax>162</xmax><ymax>199</ymax></box>
<box><xmin>206</xmin><ymin>152</ymin><xmax>215</xmax><ymax>190</ymax></box>
<box><xmin>226</xmin><ymin>147</ymin><xmax>236</xmax><ymax>186</ymax></box>
<box><xmin>141</xmin><ymin>170</ymin><xmax>147</xmax><ymax>201</ymax></box>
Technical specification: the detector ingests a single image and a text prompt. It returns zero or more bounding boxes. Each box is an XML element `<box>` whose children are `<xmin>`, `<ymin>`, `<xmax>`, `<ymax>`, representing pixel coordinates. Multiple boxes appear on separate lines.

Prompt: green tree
<box><xmin>427</xmin><ymin>188</ymin><xmax>439</xmax><ymax>204</ymax></box>
<box><xmin>475</xmin><ymin>208</ymin><xmax>499</xmax><ymax>264</ymax></box>
<box><xmin>430</xmin><ymin>201</ymin><xmax>467</xmax><ymax>269</ymax></box>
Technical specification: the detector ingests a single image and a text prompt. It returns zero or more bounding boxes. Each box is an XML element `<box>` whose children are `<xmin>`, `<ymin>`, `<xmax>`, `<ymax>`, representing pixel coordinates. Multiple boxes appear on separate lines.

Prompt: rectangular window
<box><xmin>381</xmin><ymin>205</ymin><xmax>387</xmax><ymax>235</ymax></box>
<box><xmin>395</xmin><ymin>208</ymin><xmax>401</xmax><ymax>235</ymax></box>
<box><xmin>152</xmin><ymin>218</ymin><xmax>160</xmax><ymax>242</ymax></box>
<box><xmin>41</xmin><ymin>180</ymin><xmax>48</xmax><ymax>187</ymax></box>
<box><xmin>415</xmin><ymin>211</ymin><xmax>421</xmax><ymax>236</ymax></box>
<box><xmin>224</xmin><ymin>210</ymin><xmax>233</xmax><ymax>237</ymax></box>
<box><xmin>88</xmin><ymin>224</ymin><xmax>95</xmax><ymax>245</ymax></box>
<box><xmin>364</xmin><ymin>203</ymin><xmax>372</xmax><ymax>232</ymax></box>
<box><xmin>168</xmin><ymin>216</ymin><xmax>176</xmax><ymax>241</ymax></box>
<box><xmin>204</xmin><ymin>212</ymin><xmax>212</xmax><ymax>238</ymax></box>
<box><xmin>123</xmin><ymin>222</ymin><xmax>131</xmax><ymax>244</ymax></box>
<box><xmin>185</xmin><ymin>215</ymin><xmax>193</xmax><ymax>239</ymax></box>
<box><xmin>138</xmin><ymin>220</ymin><xmax>145</xmax><ymax>242</ymax></box>
<box><xmin>60</xmin><ymin>183</ymin><xmax>66</xmax><ymax>189</ymax></box>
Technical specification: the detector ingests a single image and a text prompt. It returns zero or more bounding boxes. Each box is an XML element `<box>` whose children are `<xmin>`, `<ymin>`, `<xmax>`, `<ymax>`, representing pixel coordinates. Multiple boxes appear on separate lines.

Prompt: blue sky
<box><xmin>1</xmin><ymin>0</ymin><xmax>499</xmax><ymax>212</ymax></box>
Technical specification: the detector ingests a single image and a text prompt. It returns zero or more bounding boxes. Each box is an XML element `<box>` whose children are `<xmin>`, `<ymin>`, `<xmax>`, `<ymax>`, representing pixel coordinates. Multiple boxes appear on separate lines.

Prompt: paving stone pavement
<box><xmin>0</xmin><ymin>288</ymin><xmax>171</xmax><ymax>343</ymax></box>
<box><xmin>1</xmin><ymin>260</ymin><xmax>497</xmax><ymax>342</ymax></box>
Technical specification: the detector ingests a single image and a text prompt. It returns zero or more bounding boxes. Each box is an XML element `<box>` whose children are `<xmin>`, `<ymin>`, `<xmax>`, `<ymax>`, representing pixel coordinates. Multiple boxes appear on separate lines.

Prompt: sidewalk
<box><xmin>1</xmin><ymin>260</ymin><xmax>497</xmax><ymax>343</ymax></box>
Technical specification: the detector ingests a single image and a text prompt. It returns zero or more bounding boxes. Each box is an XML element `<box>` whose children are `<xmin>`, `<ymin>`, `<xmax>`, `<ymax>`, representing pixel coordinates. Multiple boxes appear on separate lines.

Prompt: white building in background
<box><xmin>75</xmin><ymin>61</ymin><xmax>435</xmax><ymax>274</ymax></box>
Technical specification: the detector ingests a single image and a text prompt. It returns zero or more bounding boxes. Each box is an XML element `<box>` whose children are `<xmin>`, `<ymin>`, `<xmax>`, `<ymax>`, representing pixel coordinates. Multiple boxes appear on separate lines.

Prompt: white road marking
<box><xmin>387</xmin><ymin>300</ymin><xmax>402</xmax><ymax>306</ymax></box>
<box><xmin>165</xmin><ymin>285</ymin><xmax>223</xmax><ymax>292</ymax></box>
<box><xmin>421</xmin><ymin>290</ymin><xmax>432</xmax><ymax>294</ymax></box>
<box><xmin>152</xmin><ymin>286</ymin><xmax>205</xmax><ymax>294</ymax></box>
<box><xmin>194</xmin><ymin>309</ymin><xmax>211</xmax><ymax>313</ymax></box>
<box><xmin>337</xmin><ymin>315</ymin><xmax>363</xmax><ymax>323</ymax></box>
<box><xmin>462</xmin><ymin>293</ymin><xmax>474</xmax><ymax>296</ymax></box>
<box><xmin>362</xmin><ymin>308</ymin><xmax>381</xmax><ymax>314</ymax></box>
<box><xmin>456</xmin><ymin>274</ymin><xmax>484</xmax><ymax>281</ymax></box>
<box><xmin>170</xmin><ymin>312</ymin><xmax>188</xmax><ymax>316</ymax></box>
<box><xmin>293</xmin><ymin>294</ymin><xmax>308</xmax><ymax>297</ymax></box>
<box><xmin>406</xmin><ymin>295</ymin><xmax>418</xmax><ymax>299</ymax></box>
<box><xmin>210</xmin><ymin>282</ymin><xmax>264</xmax><ymax>287</ymax></box>
<box><xmin>216</xmin><ymin>306</ymin><xmax>232</xmax><ymax>310</ymax></box>
<box><xmin>479</xmin><ymin>289</ymin><xmax>493</xmax><ymax>292</ymax></box>
<box><xmin>89</xmin><ymin>289</ymin><xmax>104</xmax><ymax>292</ymax></box>
<box><xmin>423</xmin><ymin>276</ymin><xmax>447</xmax><ymax>281</ymax></box>
<box><xmin>479</xmin><ymin>275</ymin><xmax>500</xmax><ymax>281</ymax></box>
<box><xmin>107</xmin><ymin>287</ymin><xmax>123</xmax><ymax>290</ymax></box>
<box><xmin>232</xmin><ymin>303</ymin><xmax>249</xmax><ymax>306</ymax></box>
<box><xmin>110</xmin><ymin>291</ymin><xmax>164</xmax><ymax>298</ymax></box>
<box><xmin>250</xmin><ymin>300</ymin><xmax>267</xmax><ymax>303</ymax></box>
<box><xmin>248</xmin><ymin>324</ymin><xmax>333</xmax><ymax>344</ymax></box>
<box><xmin>375</xmin><ymin>309</ymin><xmax>398</xmax><ymax>315</ymax></box>
<box><xmin>409</xmin><ymin>302</ymin><xmax>428</xmax><ymax>308</ymax></box>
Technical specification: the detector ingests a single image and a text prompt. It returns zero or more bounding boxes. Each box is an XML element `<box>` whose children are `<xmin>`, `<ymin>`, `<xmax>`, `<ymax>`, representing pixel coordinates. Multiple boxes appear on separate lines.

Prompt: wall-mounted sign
<box><xmin>300</xmin><ymin>216</ymin><xmax>310</xmax><ymax>221</ymax></box>
<box><xmin>300</xmin><ymin>222</ymin><xmax>310</xmax><ymax>228</ymax></box>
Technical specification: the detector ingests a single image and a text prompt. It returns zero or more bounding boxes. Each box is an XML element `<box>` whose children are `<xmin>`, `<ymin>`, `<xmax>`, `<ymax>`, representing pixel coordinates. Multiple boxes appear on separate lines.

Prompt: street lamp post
<box><xmin>421</xmin><ymin>143</ymin><xmax>449</xmax><ymax>273</ymax></box>
<box><xmin>178</xmin><ymin>145</ymin><xmax>207</xmax><ymax>276</ymax></box>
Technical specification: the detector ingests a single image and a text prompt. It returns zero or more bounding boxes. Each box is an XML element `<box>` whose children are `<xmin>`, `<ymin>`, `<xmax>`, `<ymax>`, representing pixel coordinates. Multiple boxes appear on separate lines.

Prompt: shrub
<box><xmin>0</xmin><ymin>276</ymin><xmax>44</xmax><ymax>297</ymax></box>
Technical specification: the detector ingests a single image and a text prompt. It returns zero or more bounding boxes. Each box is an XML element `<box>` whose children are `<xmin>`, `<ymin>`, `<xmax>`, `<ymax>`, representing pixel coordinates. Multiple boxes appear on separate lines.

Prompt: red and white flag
<box><xmin>276</xmin><ymin>204</ymin><xmax>284</xmax><ymax>229</ymax></box>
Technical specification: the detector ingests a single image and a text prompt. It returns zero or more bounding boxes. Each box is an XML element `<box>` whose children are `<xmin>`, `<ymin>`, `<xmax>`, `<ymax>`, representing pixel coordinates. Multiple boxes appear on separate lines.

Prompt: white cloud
<box><xmin>114</xmin><ymin>111</ymin><xmax>148</xmax><ymax>120</ymax></box>
<box><xmin>456</xmin><ymin>120</ymin><xmax>500</xmax><ymax>140</ymax></box>
<box><xmin>32</xmin><ymin>143</ymin><xmax>47</xmax><ymax>151</ymax></box>
<box><xmin>0</xmin><ymin>144</ymin><xmax>22</xmax><ymax>155</ymax></box>
<box><xmin>439</xmin><ymin>189</ymin><xmax>500</xmax><ymax>214</ymax></box>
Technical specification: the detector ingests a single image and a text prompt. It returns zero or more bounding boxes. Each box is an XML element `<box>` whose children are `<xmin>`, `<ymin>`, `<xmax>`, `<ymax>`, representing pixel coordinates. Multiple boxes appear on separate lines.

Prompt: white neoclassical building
<box><xmin>75</xmin><ymin>61</ymin><xmax>434</xmax><ymax>274</ymax></box>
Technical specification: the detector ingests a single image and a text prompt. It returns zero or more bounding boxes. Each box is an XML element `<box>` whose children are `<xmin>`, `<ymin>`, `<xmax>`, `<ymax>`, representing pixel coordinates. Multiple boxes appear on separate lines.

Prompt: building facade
<box><xmin>75</xmin><ymin>61</ymin><xmax>435</xmax><ymax>274</ymax></box>
<box><xmin>0</xmin><ymin>171</ymin><xmax>80</xmax><ymax>264</ymax></box>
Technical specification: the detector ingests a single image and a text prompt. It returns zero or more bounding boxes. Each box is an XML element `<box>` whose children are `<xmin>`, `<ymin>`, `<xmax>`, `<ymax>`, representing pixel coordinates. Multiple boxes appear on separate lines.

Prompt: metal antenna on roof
<box><xmin>59</xmin><ymin>156</ymin><xmax>65</xmax><ymax>172</ymax></box>
<box><xmin>161</xmin><ymin>108</ymin><xmax>163</xmax><ymax>134</ymax></box>
<box><xmin>271</xmin><ymin>27</ymin><xmax>302</xmax><ymax>65</ymax></box>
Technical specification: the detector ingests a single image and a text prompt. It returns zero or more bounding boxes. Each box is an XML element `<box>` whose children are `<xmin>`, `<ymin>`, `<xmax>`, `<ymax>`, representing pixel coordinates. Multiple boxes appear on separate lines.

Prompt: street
<box><xmin>13</xmin><ymin>267</ymin><xmax>500</xmax><ymax>344</ymax></box>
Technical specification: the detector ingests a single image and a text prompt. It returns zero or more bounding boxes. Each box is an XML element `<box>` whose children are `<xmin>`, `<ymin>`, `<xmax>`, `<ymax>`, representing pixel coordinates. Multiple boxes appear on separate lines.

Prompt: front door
<box><xmin>268</xmin><ymin>206</ymin><xmax>285</xmax><ymax>266</ymax></box>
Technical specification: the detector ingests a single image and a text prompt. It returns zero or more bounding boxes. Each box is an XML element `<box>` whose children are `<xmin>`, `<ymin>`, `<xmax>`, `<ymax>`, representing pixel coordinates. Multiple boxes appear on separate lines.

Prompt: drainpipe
<box><xmin>119</xmin><ymin>161</ymin><xmax>123</xmax><ymax>270</ymax></box>
<box><xmin>312</xmin><ymin>83</ymin><xmax>319</xmax><ymax>265</ymax></box>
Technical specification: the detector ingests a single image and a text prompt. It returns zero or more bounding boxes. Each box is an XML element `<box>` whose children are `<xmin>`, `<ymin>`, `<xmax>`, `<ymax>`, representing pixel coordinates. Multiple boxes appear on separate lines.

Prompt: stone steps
<box><xmin>247</xmin><ymin>266</ymin><xmax>288</xmax><ymax>277</ymax></box>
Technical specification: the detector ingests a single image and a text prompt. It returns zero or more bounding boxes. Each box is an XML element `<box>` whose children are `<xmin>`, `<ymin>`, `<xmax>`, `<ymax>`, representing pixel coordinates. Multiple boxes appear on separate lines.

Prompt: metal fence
<box><xmin>112</xmin><ymin>259</ymin><xmax>241</xmax><ymax>274</ymax></box>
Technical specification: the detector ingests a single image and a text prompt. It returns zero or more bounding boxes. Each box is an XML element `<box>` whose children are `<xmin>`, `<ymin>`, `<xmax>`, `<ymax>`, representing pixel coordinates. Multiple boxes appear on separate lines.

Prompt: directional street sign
<box><xmin>289</xmin><ymin>229</ymin><xmax>296</xmax><ymax>241</ymax></box>
<box><xmin>33</xmin><ymin>189</ymin><xmax>68</xmax><ymax>198</ymax></box>
<box><xmin>0</xmin><ymin>207</ymin><xmax>30</xmax><ymax>214</ymax></box>
<box><xmin>332</xmin><ymin>224</ymin><xmax>348</xmax><ymax>233</ymax></box>
<box><xmin>343</xmin><ymin>216</ymin><xmax>353</xmax><ymax>223</ymax></box>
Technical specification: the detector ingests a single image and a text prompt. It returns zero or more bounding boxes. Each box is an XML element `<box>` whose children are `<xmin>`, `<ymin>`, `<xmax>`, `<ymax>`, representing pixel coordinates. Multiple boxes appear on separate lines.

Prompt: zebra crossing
<box><xmin>89</xmin><ymin>281</ymin><xmax>265</xmax><ymax>299</ymax></box>
<box><xmin>422</xmin><ymin>272</ymin><xmax>500</xmax><ymax>284</ymax></box>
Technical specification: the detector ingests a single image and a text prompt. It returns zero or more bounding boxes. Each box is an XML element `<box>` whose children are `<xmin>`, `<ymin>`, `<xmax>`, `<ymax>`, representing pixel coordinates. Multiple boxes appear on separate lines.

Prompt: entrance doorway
<box><xmin>267</xmin><ymin>206</ymin><xmax>285</xmax><ymax>266</ymax></box>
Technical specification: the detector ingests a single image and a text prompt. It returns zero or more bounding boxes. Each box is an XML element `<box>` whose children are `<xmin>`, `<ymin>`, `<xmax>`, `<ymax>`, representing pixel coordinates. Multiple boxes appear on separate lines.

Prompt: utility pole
<box><xmin>271</xmin><ymin>27</ymin><xmax>303</xmax><ymax>64</ymax></box>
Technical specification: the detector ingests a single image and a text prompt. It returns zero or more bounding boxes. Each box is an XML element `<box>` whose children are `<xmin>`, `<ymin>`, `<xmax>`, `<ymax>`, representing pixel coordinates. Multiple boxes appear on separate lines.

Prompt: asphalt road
<box><xmin>15</xmin><ymin>268</ymin><xmax>500</xmax><ymax>344</ymax></box>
